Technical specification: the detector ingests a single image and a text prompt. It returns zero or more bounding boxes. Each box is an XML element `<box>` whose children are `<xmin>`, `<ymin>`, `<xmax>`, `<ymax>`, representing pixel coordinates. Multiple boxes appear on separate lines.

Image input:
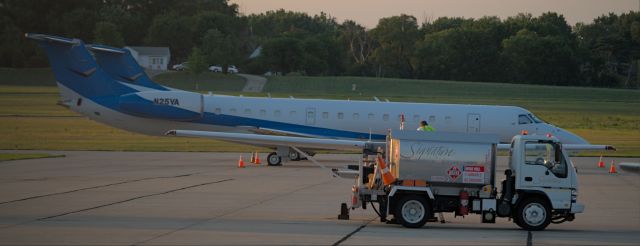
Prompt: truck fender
<box><xmin>387</xmin><ymin>186</ymin><xmax>434</xmax><ymax>217</ymax></box>
<box><xmin>388</xmin><ymin>186</ymin><xmax>435</xmax><ymax>200</ymax></box>
<box><xmin>514</xmin><ymin>190</ymin><xmax>552</xmax><ymax>210</ymax></box>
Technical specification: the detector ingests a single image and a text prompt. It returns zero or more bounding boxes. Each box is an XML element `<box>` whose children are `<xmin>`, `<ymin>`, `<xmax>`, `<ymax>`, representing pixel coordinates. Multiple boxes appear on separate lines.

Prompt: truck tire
<box><xmin>395</xmin><ymin>195</ymin><xmax>431</xmax><ymax>228</ymax></box>
<box><xmin>267</xmin><ymin>152</ymin><xmax>282</xmax><ymax>166</ymax></box>
<box><xmin>516</xmin><ymin>197</ymin><xmax>551</xmax><ymax>231</ymax></box>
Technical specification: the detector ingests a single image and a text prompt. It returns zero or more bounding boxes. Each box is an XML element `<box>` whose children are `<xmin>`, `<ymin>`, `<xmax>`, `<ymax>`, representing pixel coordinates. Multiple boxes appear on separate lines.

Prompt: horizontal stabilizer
<box><xmin>25</xmin><ymin>33</ymin><xmax>80</xmax><ymax>45</ymax></box>
<box><xmin>87</xmin><ymin>45</ymin><xmax>126</xmax><ymax>54</ymax></box>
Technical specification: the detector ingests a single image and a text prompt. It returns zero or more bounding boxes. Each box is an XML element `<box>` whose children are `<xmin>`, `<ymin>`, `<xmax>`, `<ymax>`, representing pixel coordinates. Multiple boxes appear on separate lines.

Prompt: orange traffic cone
<box><xmin>238</xmin><ymin>155</ymin><xmax>245</xmax><ymax>168</ymax></box>
<box><xmin>377</xmin><ymin>156</ymin><xmax>396</xmax><ymax>186</ymax></box>
<box><xmin>609</xmin><ymin>160</ymin><xmax>617</xmax><ymax>173</ymax></box>
<box><xmin>598</xmin><ymin>156</ymin><xmax>605</xmax><ymax>168</ymax></box>
<box><xmin>254</xmin><ymin>152</ymin><xmax>261</xmax><ymax>165</ymax></box>
<box><xmin>250</xmin><ymin>152</ymin><xmax>255</xmax><ymax>163</ymax></box>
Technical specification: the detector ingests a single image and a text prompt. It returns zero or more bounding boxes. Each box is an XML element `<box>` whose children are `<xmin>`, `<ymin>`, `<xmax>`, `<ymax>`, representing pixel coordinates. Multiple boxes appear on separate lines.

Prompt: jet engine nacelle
<box><xmin>119</xmin><ymin>91</ymin><xmax>203</xmax><ymax>121</ymax></box>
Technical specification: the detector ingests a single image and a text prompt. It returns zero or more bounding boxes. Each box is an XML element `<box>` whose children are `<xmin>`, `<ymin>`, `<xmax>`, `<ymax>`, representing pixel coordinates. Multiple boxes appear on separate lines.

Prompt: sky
<box><xmin>229</xmin><ymin>0</ymin><xmax>639</xmax><ymax>28</ymax></box>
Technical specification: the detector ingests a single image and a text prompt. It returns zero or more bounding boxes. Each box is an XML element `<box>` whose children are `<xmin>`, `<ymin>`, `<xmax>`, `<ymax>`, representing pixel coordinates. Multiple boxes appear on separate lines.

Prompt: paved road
<box><xmin>238</xmin><ymin>73</ymin><xmax>267</xmax><ymax>93</ymax></box>
<box><xmin>0</xmin><ymin>151</ymin><xmax>638</xmax><ymax>245</ymax></box>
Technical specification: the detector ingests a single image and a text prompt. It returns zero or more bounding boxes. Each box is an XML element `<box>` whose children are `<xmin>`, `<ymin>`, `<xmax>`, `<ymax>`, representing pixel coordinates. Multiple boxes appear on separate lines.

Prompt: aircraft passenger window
<box><xmin>368</xmin><ymin>113</ymin><xmax>375</xmax><ymax>120</ymax></box>
<box><xmin>353</xmin><ymin>113</ymin><xmax>359</xmax><ymax>120</ymax></box>
<box><xmin>244</xmin><ymin>109</ymin><xmax>251</xmax><ymax>115</ymax></box>
<box><xmin>383</xmin><ymin>114</ymin><xmax>389</xmax><ymax>121</ymax></box>
<box><xmin>337</xmin><ymin>112</ymin><xmax>344</xmax><ymax>119</ymax></box>
<box><xmin>429</xmin><ymin>115</ymin><xmax>436</xmax><ymax>123</ymax></box>
<box><xmin>214</xmin><ymin>108</ymin><xmax>221</xmax><ymax>114</ymax></box>
<box><xmin>230</xmin><ymin>108</ymin><xmax>237</xmax><ymax>114</ymax></box>
<box><xmin>274</xmin><ymin>110</ymin><xmax>281</xmax><ymax>117</ymax></box>
<box><xmin>519</xmin><ymin>115</ymin><xmax>532</xmax><ymax>124</ymax></box>
<box><xmin>259</xmin><ymin>109</ymin><xmax>266</xmax><ymax>117</ymax></box>
<box><xmin>290</xmin><ymin>111</ymin><xmax>296</xmax><ymax>117</ymax></box>
<box><xmin>322</xmin><ymin>112</ymin><xmax>329</xmax><ymax>119</ymax></box>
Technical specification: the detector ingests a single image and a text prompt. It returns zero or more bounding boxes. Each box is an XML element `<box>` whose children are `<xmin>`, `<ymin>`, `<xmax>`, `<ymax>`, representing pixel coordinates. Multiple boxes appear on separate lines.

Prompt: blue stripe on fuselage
<box><xmin>81</xmin><ymin>86</ymin><xmax>384</xmax><ymax>140</ymax></box>
<box><xmin>197</xmin><ymin>112</ymin><xmax>387</xmax><ymax>140</ymax></box>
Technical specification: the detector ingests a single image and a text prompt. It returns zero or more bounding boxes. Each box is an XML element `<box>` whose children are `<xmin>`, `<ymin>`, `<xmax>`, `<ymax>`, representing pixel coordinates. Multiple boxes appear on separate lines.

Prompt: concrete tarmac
<box><xmin>0</xmin><ymin>151</ymin><xmax>638</xmax><ymax>245</ymax></box>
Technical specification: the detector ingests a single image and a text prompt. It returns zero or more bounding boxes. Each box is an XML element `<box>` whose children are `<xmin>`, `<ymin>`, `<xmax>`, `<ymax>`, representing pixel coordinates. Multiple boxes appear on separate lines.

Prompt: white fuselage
<box><xmin>61</xmin><ymin>81</ymin><xmax>588</xmax><ymax>145</ymax></box>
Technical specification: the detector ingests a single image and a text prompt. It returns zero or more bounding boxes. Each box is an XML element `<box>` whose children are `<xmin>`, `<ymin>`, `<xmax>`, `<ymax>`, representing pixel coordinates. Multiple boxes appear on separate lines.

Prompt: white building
<box><xmin>124</xmin><ymin>46</ymin><xmax>171</xmax><ymax>71</ymax></box>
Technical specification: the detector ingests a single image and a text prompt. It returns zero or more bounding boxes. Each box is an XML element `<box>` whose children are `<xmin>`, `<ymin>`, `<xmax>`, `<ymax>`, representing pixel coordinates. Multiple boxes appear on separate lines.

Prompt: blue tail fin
<box><xmin>25</xmin><ymin>33</ymin><xmax>133</xmax><ymax>98</ymax></box>
<box><xmin>87</xmin><ymin>44</ymin><xmax>169</xmax><ymax>91</ymax></box>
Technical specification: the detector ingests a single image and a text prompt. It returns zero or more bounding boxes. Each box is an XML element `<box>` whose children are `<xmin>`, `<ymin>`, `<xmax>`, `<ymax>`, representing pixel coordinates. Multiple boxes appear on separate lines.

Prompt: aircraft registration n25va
<box><xmin>26</xmin><ymin>33</ymin><xmax>614</xmax><ymax>165</ymax></box>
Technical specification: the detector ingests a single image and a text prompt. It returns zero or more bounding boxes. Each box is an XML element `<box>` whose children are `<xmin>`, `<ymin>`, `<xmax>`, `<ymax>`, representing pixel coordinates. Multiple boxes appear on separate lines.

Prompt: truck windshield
<box><xmin>524</xmin><ymin>142</ymin><xmax>567</xmax><ymax>178</ymax></box>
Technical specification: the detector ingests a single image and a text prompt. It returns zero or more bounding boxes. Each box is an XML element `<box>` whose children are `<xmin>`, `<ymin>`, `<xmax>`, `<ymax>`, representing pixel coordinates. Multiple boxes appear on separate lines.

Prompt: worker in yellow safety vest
<box><xmin>417</xmin><ymin>120</ymin><xmax>435</xmax><ymax>132</ymax></box>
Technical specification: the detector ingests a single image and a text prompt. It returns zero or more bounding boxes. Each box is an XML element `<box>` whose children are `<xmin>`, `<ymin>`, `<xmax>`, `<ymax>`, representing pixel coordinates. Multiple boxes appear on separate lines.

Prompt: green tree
<box><xmin>145</xmin><ymin>12</ymin><xmax>195</xmax><ymax>63</ymax></box>
<box><xmin>57</xmin><ymin>8</ymin><xmax>99</xmax><ymax>42</ymax></box>
<box><xmin>415</xmin><ymin>26</ymin><xmax>500</xmax><ymax>81</ymax></box>
<box><xmin>187</xmin><ymin>47</ymin><xmax>208</xmax><ymax>74</ymax></box>
<box><xmin>93</xmin><ymin>21</ymin><xmax>124</xmax><ymax>47</ymax></box>
<box><xmin>201</xmin><ymin>29</ymin><xmax>240</xmax><ymax>73</ymax></box>
<box><xmin>262</xmin><ymin>36</ymin><xmax>303</xmax><ymax>74</ymax></box>
<box><xmin>370</xmin><ymin>14</ymin><xmax>420</xmax><ymax>78</ymax></box>
<box><xmin>501</xmin><ymin>29</ymin><xmax>579</xmax><ymax>85</ymax></box>
<box><xmin>97</xmin><ymin>4</ymin><xmax>144</xmax><ymax>45</ymax></box>
<box><xmin>0</xmin><ymin>15</ymin><xmax>26</xmax><ymax>67</ymax></box>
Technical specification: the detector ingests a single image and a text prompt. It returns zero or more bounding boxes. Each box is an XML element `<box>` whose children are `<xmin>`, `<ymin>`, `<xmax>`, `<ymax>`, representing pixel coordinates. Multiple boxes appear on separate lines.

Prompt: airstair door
<box><xmin>306</xmin><ymin>107</ymin><xmax>316</xmax><ymax>125</ymax></box>
<box><xmin>467</xmin><ymin>114</ymin><xmax>480</xmax><ymax>133</ymax></box>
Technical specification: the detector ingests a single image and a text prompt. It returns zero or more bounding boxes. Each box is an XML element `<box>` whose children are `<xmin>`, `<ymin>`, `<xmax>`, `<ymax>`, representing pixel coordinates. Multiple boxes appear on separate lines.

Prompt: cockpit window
<box><xmin>518</xmin><ymin>114</ymin><xmax>532</xmax><ymax>124</ymax></box>
<box><xmin>528</xmin><ymin>114</ymin><xmax>543</xmax><ymax>123</ymax></box>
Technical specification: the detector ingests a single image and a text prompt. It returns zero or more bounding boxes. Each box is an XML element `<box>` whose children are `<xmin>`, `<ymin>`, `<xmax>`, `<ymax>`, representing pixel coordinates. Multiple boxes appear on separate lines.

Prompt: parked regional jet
<box><xmin>27</xmin><ymin>33</ymin><xmax>613</xmax><ymax>165</ymax></box>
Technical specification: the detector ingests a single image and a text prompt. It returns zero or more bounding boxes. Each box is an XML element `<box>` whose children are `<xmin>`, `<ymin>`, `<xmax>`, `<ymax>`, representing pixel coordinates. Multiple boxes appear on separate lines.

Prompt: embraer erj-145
<box><xmin>27</xmin><ymin>33</ymin><xmax>614</xmax><ymax>165</ymax></box>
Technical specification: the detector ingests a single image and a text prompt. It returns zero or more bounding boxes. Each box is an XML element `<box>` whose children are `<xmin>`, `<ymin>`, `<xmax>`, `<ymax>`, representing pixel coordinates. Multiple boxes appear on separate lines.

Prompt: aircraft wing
<box><xmin>170</xmin><ymin>130</ymin><xmax>615</xmax><ymax>153</ymax></box>
<box><xmin>166</xmin><ymin>130</ymin><xmax>372</xmax><ymax>151</ymax></box>
<box><xmin>497</xmin><ymin>144</ymin><xmax>616</xmax><ymax>151</ymax></box>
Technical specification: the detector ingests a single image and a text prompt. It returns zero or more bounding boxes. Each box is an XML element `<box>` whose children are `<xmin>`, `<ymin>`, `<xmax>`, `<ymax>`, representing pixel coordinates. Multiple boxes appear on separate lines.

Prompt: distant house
<box><xmin>124</xmin><ymin>46</ymin><xmax>171</xmax><ymax>71</ymax></box>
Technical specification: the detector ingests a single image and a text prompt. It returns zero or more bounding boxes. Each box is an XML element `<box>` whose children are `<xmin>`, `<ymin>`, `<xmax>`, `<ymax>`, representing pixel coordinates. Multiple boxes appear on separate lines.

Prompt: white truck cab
<box><xmin>507</xmin><ymin>135</ymin><xmax>583</xmax><ymax>230</ymax></box>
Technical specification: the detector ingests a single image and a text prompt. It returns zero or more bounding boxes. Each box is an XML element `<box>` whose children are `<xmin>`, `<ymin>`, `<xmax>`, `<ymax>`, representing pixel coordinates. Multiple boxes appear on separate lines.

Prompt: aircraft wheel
<box><xmin>267</xmin><ymin>152</ymin><xmax>282</xmax><ymax>166</ymax></box>
<box><xmin>288</xmin><ymin>150</ymin><xmax>300</xmax><ymax>161</ymax></box>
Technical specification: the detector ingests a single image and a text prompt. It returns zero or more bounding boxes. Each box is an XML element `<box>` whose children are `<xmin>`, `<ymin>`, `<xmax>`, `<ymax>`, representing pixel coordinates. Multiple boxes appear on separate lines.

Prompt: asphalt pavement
<box><xmin>0</xmin><ymin>151</ymin><xmax>638</xmax><ymax>245</ymax></box>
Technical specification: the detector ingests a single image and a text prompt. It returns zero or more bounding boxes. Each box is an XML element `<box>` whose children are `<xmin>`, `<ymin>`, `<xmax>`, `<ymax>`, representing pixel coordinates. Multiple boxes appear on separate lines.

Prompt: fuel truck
<box><xmin>337</xmin><ymin>131</ymin><xmax>585</xmax><ymax>231</ymax></box>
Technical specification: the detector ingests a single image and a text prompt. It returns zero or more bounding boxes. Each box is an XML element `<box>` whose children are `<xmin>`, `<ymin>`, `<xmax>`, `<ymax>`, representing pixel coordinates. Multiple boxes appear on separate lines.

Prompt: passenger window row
<box><xmin>214</xmin><ymin>107</ymin><xmax>445</xmax><ymax>123</ymax></box>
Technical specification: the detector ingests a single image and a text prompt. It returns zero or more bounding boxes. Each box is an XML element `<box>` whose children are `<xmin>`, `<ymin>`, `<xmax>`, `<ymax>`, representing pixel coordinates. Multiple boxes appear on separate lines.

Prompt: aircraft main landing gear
<box><xmin>288</xmin><ymin>151</ymin><xmax>301</xmax><ymax>161</ymax></box>
<box><xmin>267</xmin><ymin>152</ymin><xmax>282</xmax><ymax>166</ymax></box>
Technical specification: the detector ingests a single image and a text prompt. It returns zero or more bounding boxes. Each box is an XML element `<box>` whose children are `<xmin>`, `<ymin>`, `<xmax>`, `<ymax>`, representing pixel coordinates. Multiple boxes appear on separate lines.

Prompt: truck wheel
<box><xmin>267</xmin><ymin>152</ymin><xmax>282</xmax><ymax>166</ymax></box>
<box><xmin>516</xmin><ymin>197</ymin><xmax>551</xmax><ymax>231</ymax></box>
<box><xmin>395</xmin><ymin>195</ymin><xmax>431</xmax><ymax>228</ymax></box>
